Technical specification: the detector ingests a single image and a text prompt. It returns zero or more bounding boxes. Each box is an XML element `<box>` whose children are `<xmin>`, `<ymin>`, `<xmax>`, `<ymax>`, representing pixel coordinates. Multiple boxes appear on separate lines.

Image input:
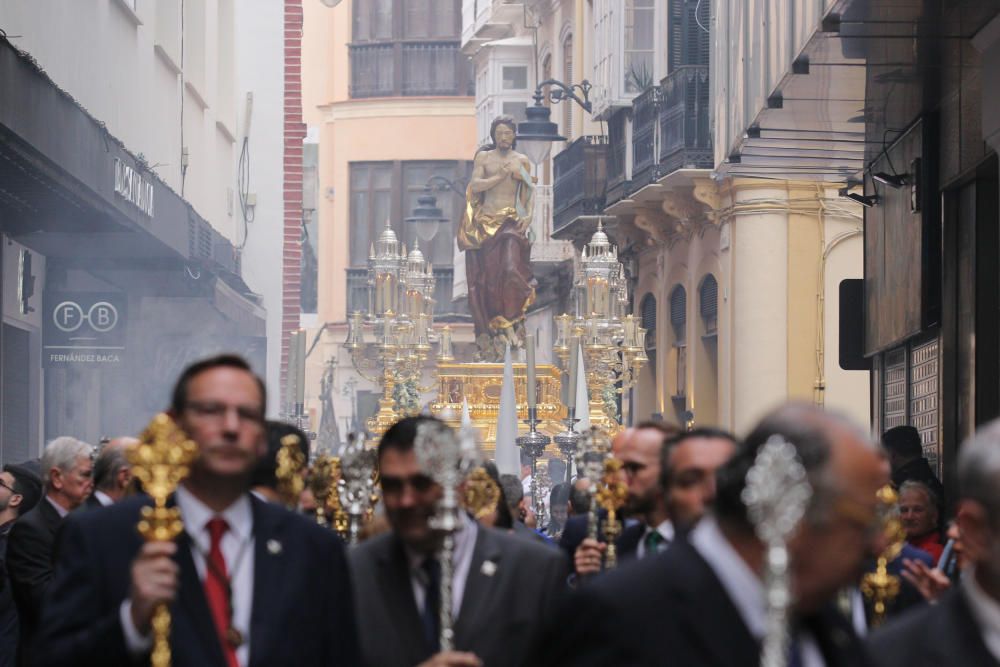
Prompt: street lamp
<box><xmin>515</xmin><ymin>79</ymin><xmax>594</xmax><ymax>163</ymax></box>
<box><xmin>405</xmin><ymin>175</ymin><xmax>469</xmax><ymax>242</ymax></box>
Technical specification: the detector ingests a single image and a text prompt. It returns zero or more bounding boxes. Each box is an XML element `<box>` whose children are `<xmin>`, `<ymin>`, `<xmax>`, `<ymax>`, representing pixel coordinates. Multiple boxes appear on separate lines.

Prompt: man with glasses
<box><xmin>34</xmin><ymin>355</ymin><xmax>359</xmax><ymax>667</ymax></box>
<box><xmin>349</xmin><ymin>416</ymin><xmax>567</xmax><ymax>667</ymax></box>
<box><xmin>543</xmin><ymin>403</ymin><xmax>887</xmax><ymax>667</ymax></box>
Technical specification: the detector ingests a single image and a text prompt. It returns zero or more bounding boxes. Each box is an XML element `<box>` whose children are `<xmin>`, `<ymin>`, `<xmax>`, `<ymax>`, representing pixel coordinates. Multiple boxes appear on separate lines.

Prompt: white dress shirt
<box><xmin>46</xmin><ymin>495</ymin><xmax>69</xmax><ymax>518</ymax></box>
<box><xmin>962</xmin><ymin>570</ymin><xmax>1000</xmax><ymax>662</ymax></box>
<box><xmin>121</xmin><ymin>486</ymin><xmax>255</xmax><ymax>667</ymax></box>
<box><xmin>690</xmin><ymin>516</ymin><xmax>826</xmax><ymax>667</ymax></box>
<box><xmin>636</xmin><ymin>519</ymin><xmax>674</xmax><ymax>559</ymax></box>
<box><xmin>405</xmin><ymin>513</ymin><xmax>478</xmax><ymax>620</ymax></box>
<box><xmin>93</xmin><ymin>490</ymin><xmax>114</xmax><ymax>507</ymax></box>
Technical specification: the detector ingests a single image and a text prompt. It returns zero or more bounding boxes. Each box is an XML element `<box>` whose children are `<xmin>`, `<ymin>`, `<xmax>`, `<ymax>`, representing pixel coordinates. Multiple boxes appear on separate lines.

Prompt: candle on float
<box><xmin>526</xmin><ymin>334</ymin><xmax>537</xmax><ymax>409</ymax></box>
<box><xmin>567</xmin><ymin>336</ymin><xmax>579</xmax><ymax>410</ymax></box>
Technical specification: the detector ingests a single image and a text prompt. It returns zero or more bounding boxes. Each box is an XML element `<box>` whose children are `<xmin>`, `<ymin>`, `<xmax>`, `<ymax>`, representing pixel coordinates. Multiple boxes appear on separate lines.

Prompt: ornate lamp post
<box><xmin>343</xmin><ymin>222</ymin><xmax>449</xmax><ymax>436</ymax></box>
<box><xmin>554</xmin><ymin>222</ymin><xmax>648</xmax><ymax>429</ymax></box>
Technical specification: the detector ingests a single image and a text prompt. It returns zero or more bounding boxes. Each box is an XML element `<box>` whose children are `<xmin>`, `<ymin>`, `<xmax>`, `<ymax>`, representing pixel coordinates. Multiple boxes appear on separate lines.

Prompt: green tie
<box><xmin>643</xmin><ymin>530</ymin><xmax>665</xmax><ymax>555</ymax></box>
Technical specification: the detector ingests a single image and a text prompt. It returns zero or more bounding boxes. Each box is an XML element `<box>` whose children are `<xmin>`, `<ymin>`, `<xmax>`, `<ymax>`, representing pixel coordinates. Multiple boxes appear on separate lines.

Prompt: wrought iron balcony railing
<box><xmin>659</xmin><ymin>65</ymin><xmax>712</xmax><ymax>175</ymax></box>
<box><xmin>552</xmin><ymin>136</ymin><xmax>608</xmax><ymax>237</ymax></box>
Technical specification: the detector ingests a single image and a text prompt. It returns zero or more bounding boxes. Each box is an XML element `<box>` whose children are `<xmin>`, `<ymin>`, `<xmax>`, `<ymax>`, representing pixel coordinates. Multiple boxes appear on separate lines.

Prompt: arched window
<box><xmin>640</xmin><ymin>293</ymin><xmax>656</xmax><ymax>362</ymax></box>
<box><xmin>669</xmin><ymin>285</ymin><xmax>687</xmax><ymax>344</ymax></box>
<box><xmin>699</xmin><ymin>274</ymin><xmax>718</xmax><ymax>335</ymax></box>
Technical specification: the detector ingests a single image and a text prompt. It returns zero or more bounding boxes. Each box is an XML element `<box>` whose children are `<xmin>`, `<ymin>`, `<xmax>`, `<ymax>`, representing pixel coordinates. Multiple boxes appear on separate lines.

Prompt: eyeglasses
<box><xmin>0</xmin><ymin>478</ymin><xmax>18</xmax><ymax>495</ymax></box>
<box><xmin>380</xmin><ymin>474</ymin><xmax>436</xmax><ymax>496</ymax></box>
<box><xmin>184</xmin><ymin>401</ymin><xmax>264</xmax><ymax>425</ymax></box>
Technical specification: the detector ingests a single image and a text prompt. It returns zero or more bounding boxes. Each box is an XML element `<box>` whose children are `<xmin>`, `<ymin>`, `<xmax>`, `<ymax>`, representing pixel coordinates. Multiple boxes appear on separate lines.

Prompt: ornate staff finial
<box><xmin>276</xmin><ymin>434</ymin><xmax>306</xmax><ymax>509</ymax></box>
<box><xmin>741</xmin><ymin>435</ymin><xmax>813</xmax><ymax>667</ymax></box>
<box><xmin>596</xmin><ymin>458</ymin><xmax>627</xmax><ymax>569</ymax></box>
<box><xmin>127</xmin><ymin>413</ymin><xmax>199</xmax><ymax>667</ymax></box>
<box><xmin>463</xmin><ymin>467</ymin><xmax>501</xmax><ymax>520</ymax></box>
<box><xmin>861</xmin><ymin>485</ymin><xmax>907</xmax><ymax>626</ymax></box>
<box><xmin>337</xmin><ymin>432</ymin><xmax>379</xmax><ymax>544</ymax></box>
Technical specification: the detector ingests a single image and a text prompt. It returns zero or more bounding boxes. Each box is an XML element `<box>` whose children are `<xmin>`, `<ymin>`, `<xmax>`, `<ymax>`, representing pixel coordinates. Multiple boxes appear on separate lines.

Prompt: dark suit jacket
<box><xmin>0</xmin><ymin>520</ymin><xmax>18</xmax><ymax>667</ymax></box>
<box><xmin>558</xmin><ymin>512</ymin><xmax>643</xmax><ymax>575</ymax></box>
<box><xmin>539</xmin><ymin>538</ymin><xmax>869</xmax><ymax>667</ymax></box>
<box><xmin>5</xmin><ymin>496</ymin><xmax>62</xmax><ymax>665</ymax></box>
<box><xmin>33</xmin><ymin>494</ymin><xmax>360</xmax><ymax>667</ymax></box>
<box><xmin>866</xmin><ymin>586</ymin><xmax>999</xmax><ymax>667</ymax></box>
<box><xmin>350</xmin><ymin>525</ymin><xmax>568</xmax><ymax>667</ymax></box>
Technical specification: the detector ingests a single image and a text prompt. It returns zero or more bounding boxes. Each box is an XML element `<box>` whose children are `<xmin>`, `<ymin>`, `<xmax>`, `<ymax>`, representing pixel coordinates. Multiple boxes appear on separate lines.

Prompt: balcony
<box><xmin>346</xmin><ymin>268</ymin><xmax>370</xmax><ymax>316</ymax></box>
<box><xmin>631</xmin><ymin>85</ymin><xmax>663</xmax><ymax>191</ymax></box>
<box><xmin>461</xmin><ymin>0</ymin><xmax>523</xmax><ymax>54</ymax></box>
<box><xmin>529</xmin><ymin>185</ymin><xmax>574</xmax><ymax>264</ymax></box>
<box><xmin>552</xmin><ymin>136</ymin><xmax>608</xmax><ymax>239</ymax></box>
<box><xmin>605</xmin><ymin>109</ymin><xmax>630</xmax><ymax>208</ymax></box>
<box><xmin>659</xmin><ymin>65</ymin><xmax>712</xmax><ymax>175</ymax></box>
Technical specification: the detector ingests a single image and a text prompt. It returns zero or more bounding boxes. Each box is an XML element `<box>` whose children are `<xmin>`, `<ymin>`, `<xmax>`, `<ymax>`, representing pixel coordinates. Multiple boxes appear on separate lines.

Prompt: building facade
<box><xmin>0</xmin><ymin>0</ymin><xmax>268</xmax><ymax>460</ymax></box>
<box><xmin>300</xmin><ymin>0</ymin><xmax>479</xmax><ymax>434</ymax></box>
<box><xmin>515</xmin><ymin>0</ymin><xmax>871</xmax><ymax>433</ymax></box>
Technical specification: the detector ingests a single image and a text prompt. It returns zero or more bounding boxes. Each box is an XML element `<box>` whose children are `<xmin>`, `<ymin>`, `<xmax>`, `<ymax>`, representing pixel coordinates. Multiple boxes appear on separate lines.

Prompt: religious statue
<box><xmin>458</xmin><ymin>115</ymin><xmax>536</xmax><ymax>361</ymax></box>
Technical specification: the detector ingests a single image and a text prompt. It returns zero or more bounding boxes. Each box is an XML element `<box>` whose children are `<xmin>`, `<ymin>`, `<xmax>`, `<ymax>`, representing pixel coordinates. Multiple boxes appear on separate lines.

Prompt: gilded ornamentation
<box><xmin>861</xmin><ymin>485</ymin><xmax>907</xmax><ymax>626</ymax></box>
<box><xmin>596</xmin><ymin>458</ymin><xmax>627</xmax><ymax>569</ymax></box>
<box><xmin>275</xmin><ymin>434</ymin><xmax>305</xmax><ymax>509</ymax></box>
<box><xmin>462</xmin><ymin>467</ymin><xmax>502</xmax><ymax>520</ymax></box>
<box><xmin>127</xmin><ymin>413</ymin><xmax>199</xmax><ymax>667</ymax></box>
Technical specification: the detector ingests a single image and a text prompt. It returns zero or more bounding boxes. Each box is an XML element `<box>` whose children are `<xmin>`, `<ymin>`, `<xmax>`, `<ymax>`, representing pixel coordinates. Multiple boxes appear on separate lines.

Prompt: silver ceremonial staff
<box><xmin>414</xmin><ymin>419</ymin><xmax>479</xmax><ymax>652</ymax></box>
<box><xmin>742</xmin><ymin>435</ymin><xmax>813</xmax><ymax>667</ymax></box>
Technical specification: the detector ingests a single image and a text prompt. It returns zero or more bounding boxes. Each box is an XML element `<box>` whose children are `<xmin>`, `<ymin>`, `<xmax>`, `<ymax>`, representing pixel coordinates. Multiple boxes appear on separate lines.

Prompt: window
<box><xmin>503</xmin><ymin>66</ymin><xmax>528</xmax><ymax>90</ymax></box>
<box><xmin>350</xmin><ymin>0</ymin><xmax>470</xmax><ymax>98</ymax></box>
<box><xmin>670</xmin><ymin>285</ymin><xmax>687</xmax><ymax>343</ymax></box>
<box><xmin>502</xmin><ymin>102</ymin><xmax>527</xmax><ymax>123</ymax></box>
<box><xmin>402</xmin><ymin>162</ymin><xmax>462</xmax><ymax>267</ymax></box>
<box><xmin>625</xmin><ymin>0</ymin><xmax>656</xmax><ymax>93</ymax></box>
<box><xmin>640</xmin><ymin>293</ymin><xmax>657</xmax><ymax>363</ymax></box>
<box><xmin>349</xmin><ymin>163</ymin><xmax>393</xmax><ymax>267</ymax></box>
<box><xmin>699</xmin><ymin>274</ymin><xmax>718</xmax><ymax>334</ymax></box>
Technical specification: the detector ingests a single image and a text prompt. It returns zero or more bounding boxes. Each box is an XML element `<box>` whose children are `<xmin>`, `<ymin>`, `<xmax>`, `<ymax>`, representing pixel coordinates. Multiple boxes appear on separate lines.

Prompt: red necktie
<box><xmin>204</xmin><ymin>517</ymin><xmax>239</xmax><ymax>667</ymax></box>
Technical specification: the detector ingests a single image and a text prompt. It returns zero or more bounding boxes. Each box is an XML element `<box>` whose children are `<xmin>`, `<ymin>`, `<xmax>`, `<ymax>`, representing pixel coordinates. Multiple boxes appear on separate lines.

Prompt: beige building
<box><xmin>301</xmin><ymin>0</ymin><xmax>479</xmax><ymax>433</ymax></box>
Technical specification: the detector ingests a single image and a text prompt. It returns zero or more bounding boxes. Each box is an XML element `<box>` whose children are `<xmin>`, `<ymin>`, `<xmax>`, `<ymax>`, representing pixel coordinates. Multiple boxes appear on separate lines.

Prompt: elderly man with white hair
<box><xmin>868</xmin><ymin>421</ymin><xmax>1000</xmax><ymax>666</ymax></box>
<box><xmin>6</xmin><ymin>436</ymin><xmax>93</xmax><ymax>665</ymax></box>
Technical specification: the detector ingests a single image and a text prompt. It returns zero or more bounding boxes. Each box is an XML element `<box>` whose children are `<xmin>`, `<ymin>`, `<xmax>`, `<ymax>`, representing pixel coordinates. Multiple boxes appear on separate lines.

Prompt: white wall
<box><xmin>233</xmin><ymin>0</ymin><xmax>285</xmax><ymax>411</ymax></box>
<box><xmin>0</xmin><ymin>0</ymin><xmax>237</xmax><ymax>241</ymax></box>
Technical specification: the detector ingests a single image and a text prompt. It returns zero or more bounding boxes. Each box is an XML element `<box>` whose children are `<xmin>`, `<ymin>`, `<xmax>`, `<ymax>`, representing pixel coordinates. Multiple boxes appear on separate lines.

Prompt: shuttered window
<box><xmin>700</xmin><ymin>274</ymin><xmax>718</xmax><ymax>334</ymax></box>
<box><xmin>640</xmin><ymin>293</ymin><xmax>657</xmax><ymax>362</ymax></box>
<box><xmin>669</xmin><ymin>285</ymin><xmax>686</xmax><ymax>343</ymax></box>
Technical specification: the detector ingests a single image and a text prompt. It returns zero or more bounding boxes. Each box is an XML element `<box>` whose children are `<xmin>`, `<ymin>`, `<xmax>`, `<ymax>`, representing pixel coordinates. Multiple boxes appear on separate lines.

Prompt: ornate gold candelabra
<box><xmin>596</xmin><ymin>458</ymin><xmax>627</xmax><ymax>569</ymax></box>
<box><xmin>554</xmin><ymin>222</ymin><xmax>647</xmax><ymax>431</ymax></box>
<box><xmin>127</xmin><ymin>414</ymin><xmax>199</xmax><ymax>667</ymax></box>
<box><xmin>275</xmin><ymin>434</ymin><xmax>306</xmax><ymax>509</ymax></box>
<box><xmin>861</xmin><ymin>485</ymin><xmax>907</xmax><ymax>626</ymax></box>
<box><xmin>344</xmin><ymin>223</ymin><xmax>451</xmax><ymax>436</ymax></box>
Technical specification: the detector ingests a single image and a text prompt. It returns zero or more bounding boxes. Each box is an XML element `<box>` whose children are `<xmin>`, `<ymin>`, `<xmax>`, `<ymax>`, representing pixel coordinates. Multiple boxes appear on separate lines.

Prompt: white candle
<box><xmin>567</xmin><ymin>336</ymin><xmax>579</xmax><ymax>410</ymax></box>
<box><xmin>526</xmin><ymin>334</ymin><xmax>537</xmax><ymax>409</ymax></box>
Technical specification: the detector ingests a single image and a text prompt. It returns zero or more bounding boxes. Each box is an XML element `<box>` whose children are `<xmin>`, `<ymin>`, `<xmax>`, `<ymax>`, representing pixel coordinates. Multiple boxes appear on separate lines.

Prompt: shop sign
<box><xmin>113</xmin><ymin>157</ymin><xmax>155</xmax><ymax>217</ymax></box>
<box><xmin>43</xmin><ymin>292</ymin><xmax>127</xmax><ymax>366</ymax></box>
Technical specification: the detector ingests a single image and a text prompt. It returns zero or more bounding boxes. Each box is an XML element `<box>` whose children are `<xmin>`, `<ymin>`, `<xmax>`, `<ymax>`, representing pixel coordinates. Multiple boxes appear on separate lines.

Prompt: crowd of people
<box><xmin>0</xmin><ymin>353</ymin><xmax>996</xmax><ymax>666</ymax></box>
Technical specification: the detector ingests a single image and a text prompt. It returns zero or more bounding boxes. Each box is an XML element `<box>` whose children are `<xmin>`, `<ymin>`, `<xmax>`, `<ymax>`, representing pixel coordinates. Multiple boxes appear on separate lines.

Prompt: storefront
<box><xmin>0</xmin><ymin>36</ymin><xmax>264</xmax><ymax>459</ymax></box>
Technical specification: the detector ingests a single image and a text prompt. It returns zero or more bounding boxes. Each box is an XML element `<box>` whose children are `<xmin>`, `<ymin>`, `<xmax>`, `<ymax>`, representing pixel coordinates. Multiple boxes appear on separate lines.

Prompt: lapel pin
<box><xmin>267</xmin><ymin>539</ymin><xmax>283</xmax><ymax>555</ymax></box>
<box><xmin>480</xmin><ymin>560</ymin><xmax>497</xmax><ymax>577</ymax></box>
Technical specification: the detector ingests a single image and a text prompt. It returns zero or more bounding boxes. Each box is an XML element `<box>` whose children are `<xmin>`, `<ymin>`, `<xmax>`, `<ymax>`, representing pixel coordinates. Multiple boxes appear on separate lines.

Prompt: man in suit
<box><xmin>867</xmin><ymin>419</ymin><xmax>1000</xmax><ymax>667</ymax></box>
<box><xmin>6</xmin><ymin>436</ymin><xmax>94</xmax><ymax>665</ymax></box>
<box><xmin>85</xmin><ymin>437</ymin><xmax>136</xmax><ymax>509</ymax></box>
<box><xmin>0</xmin><ymin>463</ymin><xmax>42</xmax><ymax>667</ymax></box>
<box><xmin>33</xmin><ymin>354</ymin><xmax>359</xmax><ymax>667</ymax></box>
<box><xmin>561</xmin><ymin>422</ymin><xmax>678</xmax><ymax>577</ymax></box>
<box><xmin>350</xmin><ymin>416</ymin><xmax>567</xmax><ymax>667</ymax></box>
<box><xmin>542</xmin><ymin>403</ymin><xmax>888</xmax><ymax>667</ymax></box>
